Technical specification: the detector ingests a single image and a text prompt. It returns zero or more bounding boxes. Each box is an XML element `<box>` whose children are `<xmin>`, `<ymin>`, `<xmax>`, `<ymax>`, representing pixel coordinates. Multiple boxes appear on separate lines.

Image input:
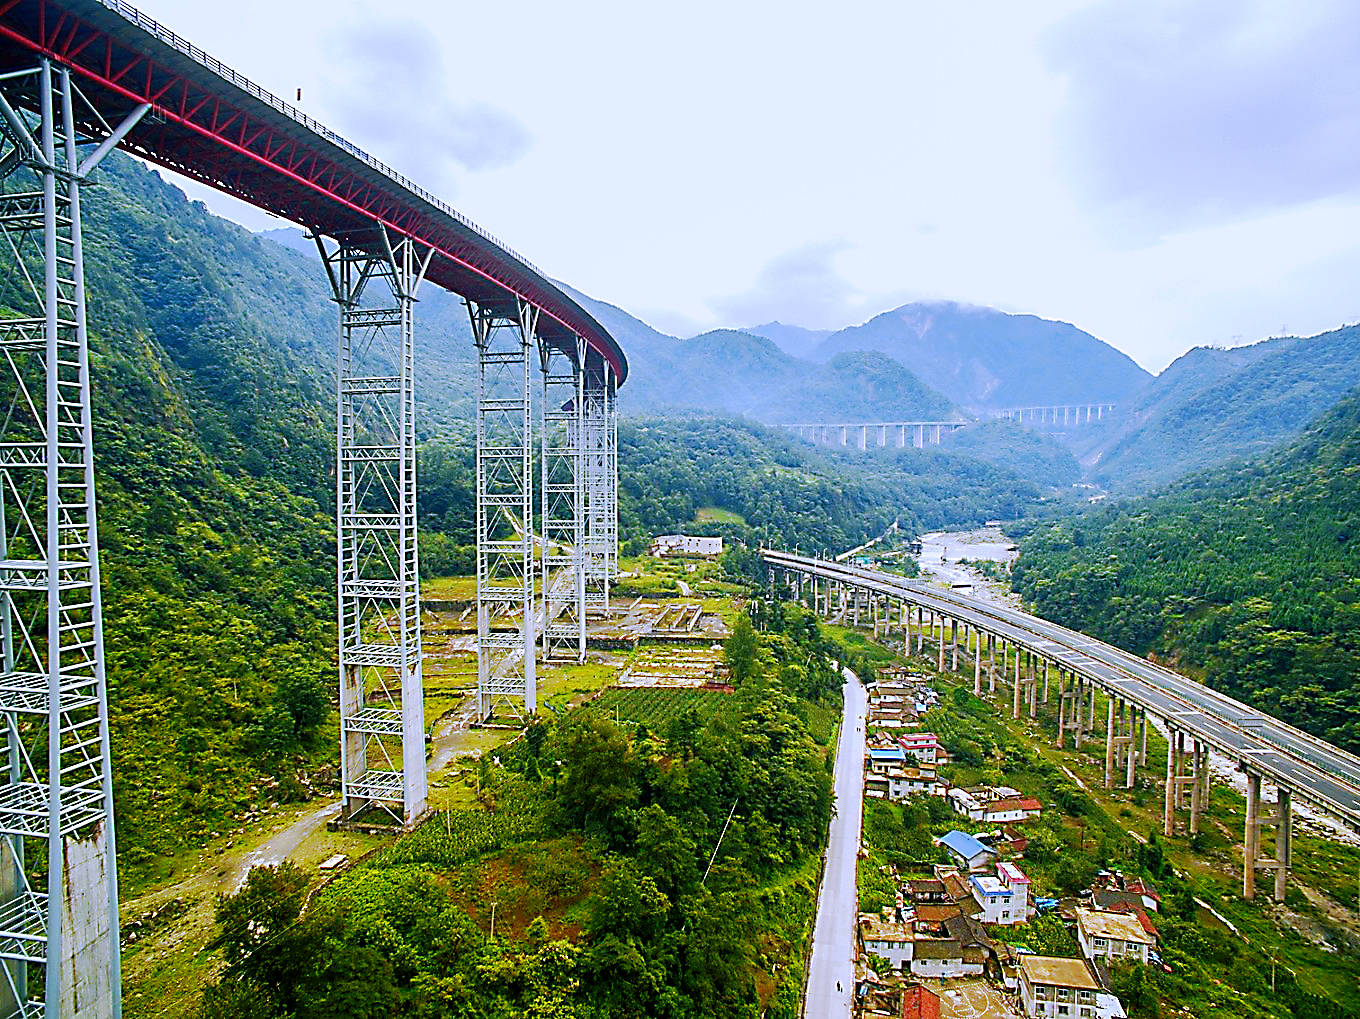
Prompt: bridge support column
<box><xmin>1105</xmin><ymin>695</ymin><xmax>1116</xmax><ymax>789</ymax></box>
<box><xmin>1274</xmin><ymin>788</ymin><xmax>1292</xmax><ymax>903</ymax></box>
<box><xmin>0</xmin><ymin>60</ymin><xmax>146</xmax><ymax>1016</ymax></box>
<box><xmin>973</xmin><ymin>630</ymin><xmax>982</xmax><ymax>695</ymax></box>
<box><xmin>1189</xmin><ymin>739</ymin><xmax>1204</xmax><ymax>834</ymax></box>
<box><xmin>1244</xmin><ymin>772</ymin><xmax>1261</xmax><ymax>900</ymax></box>
<box><xmin>1140</xmin><ymin>710</ymin><xmax>1148</xmax><ymax>766</ymax></box>
<box><xmin>1123</xmin><ymin>701</ymin><xmax>1136</xmax><ymax>788</ymax></box>
<box><xmin>988</xmin><ymin>634</ymin><xmax>996</xmax><ymax>693</ymax></box>
<box><xmin>539</xmin><ymin>334</ymin><xmax>587</xmax><ymax>661</ymax></box>
<box><xmin>1056</xmin><ymin>676</ymin><xmax>1067</xmax><ymax>747</ymax></box>
<box><xmin>950</xmin><ymin>619</ymin><xmax>958</xmax><ymax>671</ymax></box>
<box><xmin>469</xmin><ymin>299</ymin><xmax>540</xmax><ymax>723</ymax></box>
<box><xmin>1072</xmin><ymin>675</ymin><xmax>1084</xmax><ymax>748</ymax></box>
<box><xmin>1043</xmin><ymin>661</ymin><xmax>1050</xmax><ymax>703</ymax></box>
<box><xmin>937</xmin><ymin>615</ymin><xmax>946</xmax><ymax>673</ymax></box>
<box><xmin>326</xmin><ymin>227</ymin><xmax>433</xmax><ymax>823</ymax></box>
<box><xmin>1028</xmin><ymin>653</ymin><xmax>1038</xmax><ymax>719</ymax></box>
<box><xmin>1012</xmin><ymin>648</ymin><xmax>1022</xmax><ymax>719</ymax></box>
<box><xmin>1164</xmin><ymin>728</ymin><xmax>1178</xmax><ymax>836</ymax></box>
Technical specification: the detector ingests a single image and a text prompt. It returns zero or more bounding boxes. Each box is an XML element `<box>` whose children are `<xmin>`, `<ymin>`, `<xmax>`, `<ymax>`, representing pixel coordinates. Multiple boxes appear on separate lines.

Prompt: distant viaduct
<box><xmin>785</xmin><ymin>403</ymin><xmax>1117</xmax><ymax>449</ymax></box>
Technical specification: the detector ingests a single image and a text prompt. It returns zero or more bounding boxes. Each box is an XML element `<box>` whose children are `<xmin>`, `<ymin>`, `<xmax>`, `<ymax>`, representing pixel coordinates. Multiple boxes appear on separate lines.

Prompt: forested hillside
<box><xmin>621</xmin><ymin>416</ymin><xmax>1059</xmax><ymax>555</ymax></box>
<box><xmin>567</xmin><ymin>290</ymin><xmax>961</xmax><ymax>424</ymax></box>
<box><xmin>811</xmin><ymin>300</ymin><xmax>1150</xmax><ymax>408</ymax></box>
<box><xmin>1012</xmin><ymin>387</ymin><xmax>1360</xmax><ymax>753</ymax></box>
<box><xmin>1078</xmin><ymin>326</ymin><xmax>1360</xmax><ymax>491</ymax></box>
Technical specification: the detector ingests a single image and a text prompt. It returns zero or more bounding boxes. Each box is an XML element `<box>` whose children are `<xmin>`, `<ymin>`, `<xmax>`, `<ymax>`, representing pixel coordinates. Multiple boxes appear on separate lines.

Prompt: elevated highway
<box><xmin>762</xmin><ymin>549</ymin><xmax>1360</xmax><ymax>901</ymax></box>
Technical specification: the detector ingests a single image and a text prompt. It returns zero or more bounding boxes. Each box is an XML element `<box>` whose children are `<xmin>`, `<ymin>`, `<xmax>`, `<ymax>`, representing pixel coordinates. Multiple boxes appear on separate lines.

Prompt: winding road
<box><xmin>805</xmin><ymin>667</ymin><xmax>867</xmax><ymax>1017</ymax></box>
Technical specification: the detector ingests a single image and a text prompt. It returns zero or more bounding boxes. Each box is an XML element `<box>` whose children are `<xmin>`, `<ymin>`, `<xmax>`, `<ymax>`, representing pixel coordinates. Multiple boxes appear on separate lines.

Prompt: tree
<box><xmin>724</xmin><ymin>614</ymin><xmax>760</xmax><ymax>686</ymax></box>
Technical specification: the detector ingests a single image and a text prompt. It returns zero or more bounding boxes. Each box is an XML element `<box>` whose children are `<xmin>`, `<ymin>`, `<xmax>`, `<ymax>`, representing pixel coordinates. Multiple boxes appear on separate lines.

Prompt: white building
<box><xmin>948</xmin><ymin>785</ymin><xmax>1042</xmax><ymax>824</ymax></box>
<box><xmin>898</xmin><ymin>732</ymin><xmax>946</xmax><ymax>765</ymax></box>
<box><xmin>1075</xmin><ymin>908</ymin><xmax>1155</xmax><ymax>966</ymax></box>
<box><xmin>1018</xmin><ymin>956</ymin><xmax>1102</xmax><ymax>1019</ymax></box>
<box><xmin>968</xmin><ymin>861</ymin><xmax>1030</xmax><ymax>925</ymax></box>
<box><xmin>859</xmin><ymin>914</ymin><xmax>913</xmax><ymax>972</ymax></box>
<box><xmin>650</xmin><ymin>534</ymin><xmax>723</xmax><ymax>558</ymax></box>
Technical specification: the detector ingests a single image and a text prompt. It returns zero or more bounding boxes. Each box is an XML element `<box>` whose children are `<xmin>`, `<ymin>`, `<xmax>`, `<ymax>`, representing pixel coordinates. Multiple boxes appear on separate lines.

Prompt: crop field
<box><xmin>585</xmin><ymin>686</ymin><xmax>737</xmax><ymax>727</ymax></box>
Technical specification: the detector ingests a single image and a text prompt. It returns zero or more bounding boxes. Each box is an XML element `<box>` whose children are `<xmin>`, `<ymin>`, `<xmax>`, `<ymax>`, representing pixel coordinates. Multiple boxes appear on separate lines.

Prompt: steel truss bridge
<box><xmin>0</xmin><ymin>0</ymin><xmax>627</xmax><ymax>1013</ymax></box>
<box><xmin>763</xmin><ymin>550</ymin><xmax>1360</xmax><ymax>904</ymax></box>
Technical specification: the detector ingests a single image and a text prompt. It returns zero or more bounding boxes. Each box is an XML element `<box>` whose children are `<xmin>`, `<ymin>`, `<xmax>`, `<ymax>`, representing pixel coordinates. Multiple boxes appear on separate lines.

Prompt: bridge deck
<box><xmin>0</xmin><ymin>0</ymin><xmax>626</xmax><ymax>380</ymax></box>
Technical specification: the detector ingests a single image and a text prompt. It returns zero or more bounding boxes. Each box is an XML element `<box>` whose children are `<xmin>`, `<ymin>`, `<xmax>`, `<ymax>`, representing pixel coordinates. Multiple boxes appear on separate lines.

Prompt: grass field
<box><xmin>694</xmin><ymin>505</ymin><xmax>745</xmax><ymax>525</ymax></box>
<box><xmin>422</xmin><ymin>575</ymin><xmax>476</xmax><ymax>600</ymax></box>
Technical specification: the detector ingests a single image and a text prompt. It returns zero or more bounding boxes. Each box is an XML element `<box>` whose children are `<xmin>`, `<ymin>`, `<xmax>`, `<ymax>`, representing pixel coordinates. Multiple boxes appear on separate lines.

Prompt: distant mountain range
<box><xmin>742</xmin><ymin>321</ymin><xmax>832</xmax><ymax>360</ymax></box>
<box><xmin>808</xmin><ymin>301</ymin><xmax>1151</xmax><ymax>409</ymax></box>
<box><xmin>1072</xmin><ymin>325</ymin><xmax>1360</xmax><ymax>490</ymax></box>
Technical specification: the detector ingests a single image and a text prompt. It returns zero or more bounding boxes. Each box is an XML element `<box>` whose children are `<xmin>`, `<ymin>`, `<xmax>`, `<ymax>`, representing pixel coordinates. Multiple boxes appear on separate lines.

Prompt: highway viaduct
<box><xmin>0</xmin><ymin>0</ymin><xmax>628</xmax><ymax>1012</ymax></box>
<box><xmin>785</xmin><ymin>404</ymin><xmax>1116</xmax><ymax>452</ymax></box>
<box><xmin>987</xmin><ymin>402</ymin><xmax>1116</xmax><ymax>427</ymax></box>
<box><xmin>762</xmin><ymin>550</ymin><xmax>1360</xmax><ymax>905</ymax></box>
<box><xmin>787</xmin><ymin>421</ymin><xmax>970</xmax><ymax>450</ymax></box>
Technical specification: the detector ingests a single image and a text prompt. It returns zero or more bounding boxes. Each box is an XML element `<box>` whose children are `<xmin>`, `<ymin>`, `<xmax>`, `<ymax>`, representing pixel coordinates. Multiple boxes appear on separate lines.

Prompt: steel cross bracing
<box><xmin>471</xmin><ymin>301</ymin><xmax>538</xmax><ymax>721</ymax></box>
<box><xmin>580</xmin><ymin>367</ymin><xmax>612</xmax><ymax>614</ymax></box>
<box><xmin>538</xmin><ymin>338</ymin><xmax>585</xmax><ymax>662</ymax></box>
<box><xmin>0</xmin><ymin>58</ymin><xmax>144</xmax><ymax>1019</ymax></box>
<box><xmin>320</xmin><ymin>230</ymin><xmax>431</xmax><ymax>827</ymax></box>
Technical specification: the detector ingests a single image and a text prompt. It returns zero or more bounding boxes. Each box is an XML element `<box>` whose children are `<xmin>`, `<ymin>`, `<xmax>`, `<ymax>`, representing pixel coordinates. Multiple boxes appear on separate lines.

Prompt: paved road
<box><xmin>766</xmin><ymin>550</ymin><xmax>1360</xmax><ymax>831</ymax></box>
<box><xmin>806</xmin><ymin>666</ymin><xmax>866</xmax><ymax>1017</ymax></box>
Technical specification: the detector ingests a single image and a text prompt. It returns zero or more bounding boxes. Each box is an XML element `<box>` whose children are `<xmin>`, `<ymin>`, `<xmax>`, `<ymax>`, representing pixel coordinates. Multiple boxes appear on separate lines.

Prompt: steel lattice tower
<box><xmin>0</xmin><ymin>59</ymin><xmax>145</xmax><ymax>1018</ymax></box>
<box><xmin>320</xmin><ymin>231</ymin><xmax>431</xmax><ymax>826</ymax></box>
<box><xmin>538</xmin><ymin>339</ymin><xmax>585</xmax><ymax>662</ymax></box>
<box><xmin>470</xmin><ymin>301</ymin><xmax>538</xmax><ymax>720</ymax></box>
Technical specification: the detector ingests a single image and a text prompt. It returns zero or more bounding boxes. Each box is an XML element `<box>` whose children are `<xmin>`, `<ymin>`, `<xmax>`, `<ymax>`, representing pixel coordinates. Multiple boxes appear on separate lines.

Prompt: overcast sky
<box><xmin>132</xmin><ymin>0</ymin><xmax>1360</xmax><ymax>371</ymax></box>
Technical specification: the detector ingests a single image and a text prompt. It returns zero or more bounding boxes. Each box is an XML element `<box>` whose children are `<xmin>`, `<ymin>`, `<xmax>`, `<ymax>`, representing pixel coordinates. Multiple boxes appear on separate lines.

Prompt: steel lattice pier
<box><xmin>321</xmin><ymin>232</ymin><xmax>431</xmax><ymax>827</ymax></box>
<box><xmin>0</xmin><ymin>58</ymin><xmax>137</xmax><ymax>1019</ymax></box>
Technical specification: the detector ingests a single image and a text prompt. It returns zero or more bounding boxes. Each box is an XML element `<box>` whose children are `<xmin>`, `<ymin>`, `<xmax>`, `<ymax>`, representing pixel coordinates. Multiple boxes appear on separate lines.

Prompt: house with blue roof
<box><xmin>866</xmin><ymin>746</ymin><xmax>907</xmax><ymax>774</ymax></box>
<box><xmin>936</xmin><ymin>830</ymin><xmax>997</xmax><ymax>873</ymax></box>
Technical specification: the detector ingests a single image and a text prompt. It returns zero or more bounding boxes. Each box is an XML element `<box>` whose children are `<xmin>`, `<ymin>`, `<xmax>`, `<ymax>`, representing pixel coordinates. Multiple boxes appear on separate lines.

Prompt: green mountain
<box><xmin>1078</xmin><ymin>326</ymin><xmax>1360</xmax><ymax>490</ymax></box>
<box><xmin>813</xmin><ymin>300</ymin><xmax>1151</xmax><ymax>408</ymax></box>
<box><xmin>561</xmin><ymin>289</ymin><xmax>962</xmax><ymax>424</ymax></box>
<box><xmin>743</xmin><ymin>320</ymin><xmax>833</xmax><ymax>359</ymax></box>
<box><xmin>752</xmin><ymin>350</ymin><xmax>958</xmax><ymax>423</ymax></box>
<box><xmin>1012</xmin><ymin>386</ymin><xmax>1360</xmax><ymax>753</ymax></box>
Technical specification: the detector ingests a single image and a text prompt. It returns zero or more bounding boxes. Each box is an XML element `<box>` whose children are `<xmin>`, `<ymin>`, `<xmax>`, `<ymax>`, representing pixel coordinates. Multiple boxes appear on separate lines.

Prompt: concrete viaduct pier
<box><xmin>786</xmin><ymin>421</ymin><xmax>969</xmax><ymax>450</ymax></box>
<box><xmin>766</xmin><ymin>550</ymin><xmax>1360</xmax><ymax>903</ymax></box>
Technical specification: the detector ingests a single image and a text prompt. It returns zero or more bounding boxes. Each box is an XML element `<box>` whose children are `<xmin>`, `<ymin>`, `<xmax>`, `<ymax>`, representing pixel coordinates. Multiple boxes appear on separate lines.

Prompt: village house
<box><xmin>897</xmin><ymin>731</ymin><xmax>948</xmax><ymax>765</ymax></box>
<box><xmin>1018</xmin><ymin>955</ymin><xmax>1102</xmax><ymax>1019</ymax></box>
<box><xmin>949</xmin><ymin>785</ymin><xmax>1043</xmax><ymax>824</ymax></box>
<box><xmin>865</xmin><ymin>765</ymin><xmax>948</xmax><ymax>801</ymax></box>
<box><xmin>1075</xmin><ymin>908</ymin><xmax>1156</xmax><ymax>965</ymax></box>
<box><xmin>936</xmin><ymin>830</ymin><xmax>997</xmax><ymax>873</ymax></box>
<box><xmin>859</xmin><ymin>913</ymin><xmax>914</xmax><ymax>972</ymax></box>
<box><xmin>968</xmin><ymin>861</ymin><xmax>1031</xmax><ymax>925</ymax></box>
<box><xmin>867</xmin><ymin>745</ymin><xmax>908</xmax><ymax>774</ymax></box>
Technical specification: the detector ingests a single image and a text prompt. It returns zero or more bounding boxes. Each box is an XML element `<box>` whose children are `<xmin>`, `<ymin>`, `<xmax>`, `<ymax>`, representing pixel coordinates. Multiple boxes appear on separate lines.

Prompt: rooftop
<box><xmin>937</xmin><ymin>830</ymin><xmax>994</xmax><ymax>860</ymax></box>
<box><xmin>1076</xmin><ymin>908</ymin><xmax>1156</xmax><ymax>945</ymax></box>
<box><xmin>860</xmin><ymin>914</ymin><xmax>913</xmax><ymax>941</ymax></box>
<box><xmin>1020</xmin><ymin>955</ymin><xmax>1100</xmax><ymax>990</ymax></box>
